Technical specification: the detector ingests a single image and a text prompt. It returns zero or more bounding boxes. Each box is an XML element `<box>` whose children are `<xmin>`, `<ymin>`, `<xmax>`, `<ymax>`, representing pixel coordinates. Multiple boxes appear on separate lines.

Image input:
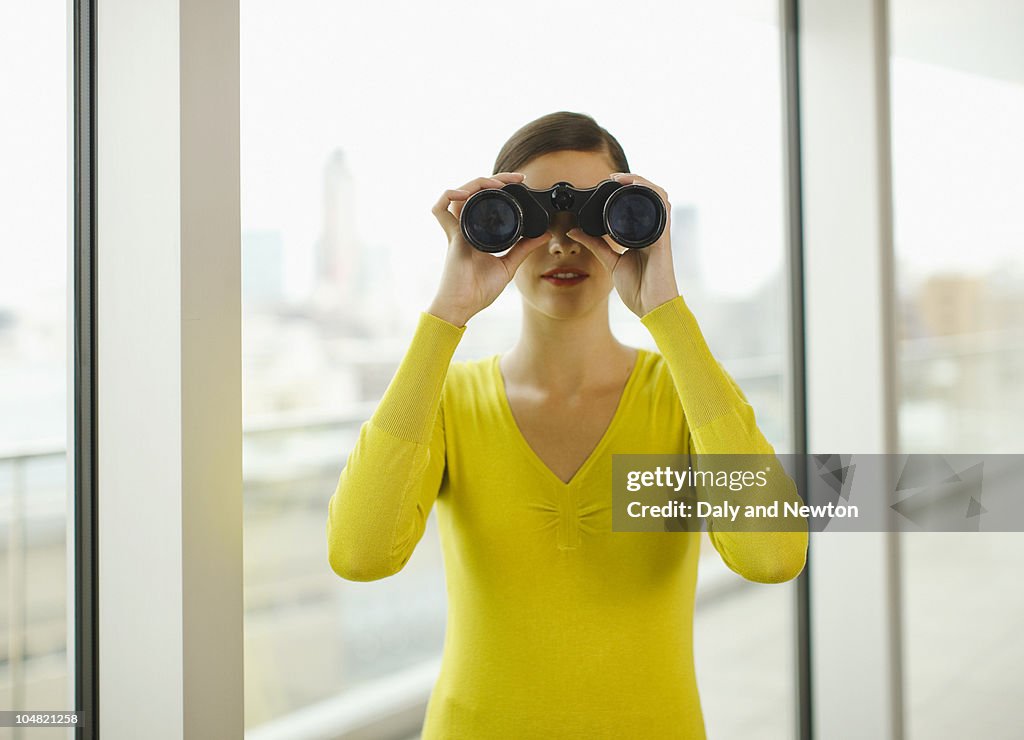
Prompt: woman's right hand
<box><xmin>427</xmin><ymin>172</ymin><xmax>550</xmax><ymax>327</ymax></box>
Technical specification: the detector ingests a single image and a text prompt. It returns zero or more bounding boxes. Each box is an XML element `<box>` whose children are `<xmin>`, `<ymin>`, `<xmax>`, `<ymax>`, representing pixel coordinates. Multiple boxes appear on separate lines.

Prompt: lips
<box><xmin>540</xmin><ymin>267</ymin><xmax>589</xmax><ymax>287</ymax></box>
<box><xmin>541</xmin><ymin>268</ymin><xmax>589</xmax><ymax>278</ymax></box>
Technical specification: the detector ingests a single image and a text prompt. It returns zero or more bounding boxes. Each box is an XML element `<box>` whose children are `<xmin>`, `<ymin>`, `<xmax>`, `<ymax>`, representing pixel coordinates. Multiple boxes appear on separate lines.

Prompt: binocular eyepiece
<box><xmin>460</xmin><ymin>179</ymin><xmax>667</xmax><ymax>253</ymax></box>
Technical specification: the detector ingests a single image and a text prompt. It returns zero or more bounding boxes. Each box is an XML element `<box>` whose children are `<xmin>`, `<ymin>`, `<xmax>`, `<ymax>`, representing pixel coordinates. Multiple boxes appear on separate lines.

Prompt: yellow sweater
<box><xmin>326</xmin><ymin>295</ymin><xmax>808</xmax><ymax>739</ymax></box>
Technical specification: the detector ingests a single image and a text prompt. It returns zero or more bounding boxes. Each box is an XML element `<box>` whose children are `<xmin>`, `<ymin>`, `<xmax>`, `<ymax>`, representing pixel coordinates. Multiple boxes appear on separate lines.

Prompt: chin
<box><xmin>521</xmin><ymin>291</ymin><xmax>611</xmax><ymax>321</ymax></box>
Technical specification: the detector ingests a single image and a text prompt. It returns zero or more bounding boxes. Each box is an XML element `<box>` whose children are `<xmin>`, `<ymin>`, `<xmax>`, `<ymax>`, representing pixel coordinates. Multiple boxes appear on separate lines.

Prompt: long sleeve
<box><xmin>326</xmin><ymin>311</ymin><xmax>465</xmax><ymax>582</ymax></box>
<box><xmin>640</xmin><ymin>294</ymin><xmax>808</xmax><ymax>584</ymax></box>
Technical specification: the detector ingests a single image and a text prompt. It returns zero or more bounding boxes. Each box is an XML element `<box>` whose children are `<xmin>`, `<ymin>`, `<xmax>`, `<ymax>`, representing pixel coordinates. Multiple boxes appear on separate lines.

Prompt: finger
<box><xmin>492</xmin><ymin>171</ymin><xmax>526</xmax><ymax>183</ymax></box>
<box><xmin>567</xmin><ymin>228</ymin><xmax>621</xmax><ymax>273</ymax></box>
<box><xmin>456</xmin><ymin>176</ymin><xmax>512</xmax><ymax>194</ymax></box>
<box><xmin>452</xmin><ymin>195</ymin><xmax>474</xmax><ymax>219</ymax></box>
<box><xmin>601</xmin><ymin>233</ymin><xmax>630</xmax><ymax>256</ymax></box>
<box><xmin>450</xmin><ymin>176</ymin><xmax>514</xmax><ymax>220</ymax></box>
<box><xmin>611</xmin><ymin>172</ymin><xmax>669</xmax><ymax>204</ymax></box>
<box><xmin>432</xmin><ymin>188</ymin><xmax>470</xmax><ymax>237</ymax></box>
<box><xmin>500</xmin><ymin>232</ymin><xmax>551</xmax><ymax>276</ymax></box>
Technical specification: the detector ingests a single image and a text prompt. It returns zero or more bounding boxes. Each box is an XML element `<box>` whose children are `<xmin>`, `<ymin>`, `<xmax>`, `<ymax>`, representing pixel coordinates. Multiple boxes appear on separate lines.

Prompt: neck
<box><xmin>503</xmin><ymin>297</ymin><xmax>634</xmax><ymax>391</ymax></box>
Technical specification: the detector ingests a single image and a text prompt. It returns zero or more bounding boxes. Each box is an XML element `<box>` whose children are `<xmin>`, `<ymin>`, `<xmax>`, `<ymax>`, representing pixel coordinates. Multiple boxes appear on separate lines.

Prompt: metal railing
<box><xmin>0</xmin><ymin>439</ymin><xmax>65</xmax><ymax>736</ymax></box>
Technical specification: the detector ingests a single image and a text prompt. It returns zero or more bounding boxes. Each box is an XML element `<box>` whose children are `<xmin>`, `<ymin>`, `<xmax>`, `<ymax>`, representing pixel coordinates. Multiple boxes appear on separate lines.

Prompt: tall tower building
<box><xmin>312</xmin><ymin>148</ymin><xmax>366</xmax><ymax>330</ymax></box>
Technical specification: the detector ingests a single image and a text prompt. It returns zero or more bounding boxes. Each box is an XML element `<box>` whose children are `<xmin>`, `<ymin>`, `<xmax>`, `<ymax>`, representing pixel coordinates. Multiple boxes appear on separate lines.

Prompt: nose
<box><xmin>548</xmin><ymin>219</ymin><xmax>581</xmax><ymax>256</ymax></box>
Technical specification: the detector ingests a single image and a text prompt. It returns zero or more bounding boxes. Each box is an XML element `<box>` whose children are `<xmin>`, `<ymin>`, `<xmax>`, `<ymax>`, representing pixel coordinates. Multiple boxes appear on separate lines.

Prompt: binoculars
<box><xmin>459</xmin><ymin>179</ymin><xmax>667</xmax><ymax>253</ymax></box>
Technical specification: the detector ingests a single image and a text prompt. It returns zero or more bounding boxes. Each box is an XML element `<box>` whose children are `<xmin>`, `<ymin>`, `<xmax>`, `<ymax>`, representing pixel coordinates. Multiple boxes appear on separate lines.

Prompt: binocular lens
<box><xmin>606</xmin><ymin>189</ymin><xmax>663</xmax><ymax>248</ymax></box>
<box><xmin>461</xmin><ymin>193</ymin><xmax>521</xmax><ymax>252</ymax></box>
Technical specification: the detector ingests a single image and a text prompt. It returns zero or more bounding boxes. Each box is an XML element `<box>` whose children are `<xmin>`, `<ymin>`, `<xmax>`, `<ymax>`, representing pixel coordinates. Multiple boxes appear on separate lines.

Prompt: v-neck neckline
<box><xmin>491</xmin><ymin>349</ymin><xmax>646</xmax><ymax>488</ymax></box>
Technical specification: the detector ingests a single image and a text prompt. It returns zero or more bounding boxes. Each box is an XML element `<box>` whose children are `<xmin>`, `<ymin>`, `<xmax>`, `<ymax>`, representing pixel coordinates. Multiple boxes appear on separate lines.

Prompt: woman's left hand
<box><xmin>567</xmin><ymin>173</ymin><xmax>680</xmax><ymax>318</ymax></box>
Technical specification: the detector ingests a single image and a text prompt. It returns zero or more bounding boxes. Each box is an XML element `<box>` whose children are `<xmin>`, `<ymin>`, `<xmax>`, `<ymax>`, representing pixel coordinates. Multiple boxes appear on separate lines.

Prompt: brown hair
<box><xmin>492</xmin><ymin>111</ymin><xmax>630</xmax><ymax>175</ymax></box>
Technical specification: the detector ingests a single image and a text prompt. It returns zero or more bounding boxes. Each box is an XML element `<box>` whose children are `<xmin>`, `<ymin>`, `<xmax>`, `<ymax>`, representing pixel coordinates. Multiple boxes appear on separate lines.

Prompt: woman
<box><xmin>326</xmin><ymin>111</ymin><xmax>808</xmax><ymax>739</ymax></box>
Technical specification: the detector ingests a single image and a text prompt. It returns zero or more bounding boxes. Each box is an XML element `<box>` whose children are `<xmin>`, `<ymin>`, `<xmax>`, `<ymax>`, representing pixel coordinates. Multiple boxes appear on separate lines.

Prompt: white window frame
<box><xmin>798</xmin><ymin>0</ymin><xmax>904</xmax><ymax>738</ymax></box>
<box><xmin>94</xmin><ymin>0</ymin><xmax>242</xmax><ymax>737</ymax></box>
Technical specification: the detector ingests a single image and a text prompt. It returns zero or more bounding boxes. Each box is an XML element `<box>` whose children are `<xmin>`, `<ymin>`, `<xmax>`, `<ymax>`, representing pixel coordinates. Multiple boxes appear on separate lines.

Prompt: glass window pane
<box><xmin>890</xmin><ymin>3</ymin><xmax>1024</xmax><ymax>737</ymax></box>
<box><xmin>242</xmin><ymin>2</ymin><xmax>797</xmax><ymax>737</ymax></box>
<box><xmin>0</xmin><ymin>2</ymin><xmax>74</xmax><ymax>737</ymax></box>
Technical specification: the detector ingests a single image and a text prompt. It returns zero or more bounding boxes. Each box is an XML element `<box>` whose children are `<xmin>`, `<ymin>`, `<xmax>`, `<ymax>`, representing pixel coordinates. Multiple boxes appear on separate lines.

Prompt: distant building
<box><xmin>0</xmin><ymin>306</ymin><xmax>16</xmax><ymax>334</ymax></box>
<box><xmin>310</xmin><ymin>148</ymin><xmax>371</xmax><ymax>335</ymax></box>
<box><xmin>915</xmin><ymin>273</ymin><xmax>985</xmax><ymax>336</ymax></box>
<box><xmin>0</xmin><ymin>306</ymin><xmax>17</xmax><ymax>357</ymax></box>
<box><xmin>672</xmin><ymin>202</ymin><xmax>784</xmax><ymax>362</ymax></box>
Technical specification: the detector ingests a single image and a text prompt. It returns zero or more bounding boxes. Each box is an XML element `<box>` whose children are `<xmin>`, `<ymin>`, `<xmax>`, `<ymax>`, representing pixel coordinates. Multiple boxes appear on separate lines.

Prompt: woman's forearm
<box><xmin>640</xmin><ymin>295</ymin><xmax>809</xmax><ymax>583</ymax></box>
<box><xmin>326</xmin><ymin>312</ymin><xmax>464</xmax><ymax>581</ymax></box>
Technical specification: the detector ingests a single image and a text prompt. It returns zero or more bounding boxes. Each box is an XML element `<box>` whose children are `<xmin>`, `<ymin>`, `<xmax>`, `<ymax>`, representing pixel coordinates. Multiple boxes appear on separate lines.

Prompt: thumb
<box><xmin>568</xmin><ymin>228</ymin><xmax>620</xmax><ymax>272</ymax></box>
<box><xmin>500</xmin><ymin>232</ymin><xmax>551</xmax><ymax>277</ymax></box>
